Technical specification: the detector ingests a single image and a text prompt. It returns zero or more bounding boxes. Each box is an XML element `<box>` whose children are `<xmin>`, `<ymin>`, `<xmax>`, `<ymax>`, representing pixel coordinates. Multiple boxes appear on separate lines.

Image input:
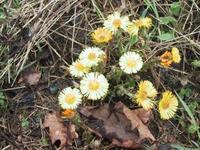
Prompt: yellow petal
<box><xmin>172</xmin><ymin>47</ymin><xmax>181</xmax><ymax>63</ymax></box>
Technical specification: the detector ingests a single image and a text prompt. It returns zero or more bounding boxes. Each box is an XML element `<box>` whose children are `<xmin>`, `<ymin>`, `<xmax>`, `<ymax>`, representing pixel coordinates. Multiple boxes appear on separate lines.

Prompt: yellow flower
<box><xmin>92</xmin><ymin>27</ymin><xmax>112</xmax><ymax>44</ymax></box>
<box><xmin>58</xmin><ymin>87</ymin><xmax>82</xmax><ymax>109</ymax></box>
<box><xmin>134</xmin><ymin>19</ymin><xmax>143</xmax><ymax>28</ymax></box>
<box><xmin>126</xmin><ymin>22</ymin><xmax>139</xmax><ymax>35</ymax></box>
<box><xmin>61</xmin><ymin>109</ymin><xmax>76</xmax><ymax>119</ymax></box>
<box><xmin>135</xmin><ymin>80</ymin><xmax>157</xmax><ymax>110</ymax></box>
<box><xmin>134</xmin><ymin>17</ymin><xmax>152</xmax><ymax>29</ymax></box>
<box><xmin>80</xmin><ymin>72</ymin><xmax>109</xmax><ymax>100</ymax></box>
<box><xmin>69</xmin><ymin>60</ymin><xmax>90</xmax><ymax>77</ymax></box>
<box><xmin>141</xmin><ymin>17</ymin><xmax>152</xmax><ymax>28</ymax></box>
<box><xmin>172</xmin><ymin>47</ymin><xmax>181</xmax><ymax>63</ymax></box>
<box><xmin>160</xmin><ymin>51</ymin><xmax>173</xmax><ymax>67</ymax></box>
<box><xmin>119</xmin><ymin>52</ymin><xmax>143</xmax><ymax>74</ymax></box>
<box><xmin>79</xmin><ymin>47</ymin><xmax>105</xmax><ymax>67</ymax></box>
<box><xmin>159</xmin><ymin>91</ymin><xmax>178</xmax><ymax>120</ymax></box>
<box><xmin>160</xmin><ymin>47</ymin><xmax>181</xmax><ymax>67</ymax></box>
<box><xmin>104</xmin><ymin>12</ymin><xmax>130</xmax><ymax>33</ymax></box>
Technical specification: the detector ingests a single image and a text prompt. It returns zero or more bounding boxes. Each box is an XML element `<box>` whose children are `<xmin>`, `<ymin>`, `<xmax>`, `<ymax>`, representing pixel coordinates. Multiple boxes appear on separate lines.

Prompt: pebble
<box><xmin>49</xmin><ymin>83</ymin><xmax>59</xmax><ymax>94</ymax></box>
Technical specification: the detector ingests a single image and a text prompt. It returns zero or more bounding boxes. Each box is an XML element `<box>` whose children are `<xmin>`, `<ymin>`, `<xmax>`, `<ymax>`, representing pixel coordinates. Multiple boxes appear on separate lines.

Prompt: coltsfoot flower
<box><xmin>79</xmin><ymin>47</ymin><xmax>105</xmax><ymax>67</ymax></box>
<box><xmin>159</xmin><ymin>91</ymin><xmax>178</xmax><ymax>120</ymax></box>
<box><xmin>69</xmin><ymin>60</ymin><xmax>90</xmax><ymax>77</ymax></box>
<box><xmin>171</xmin><ymin>47</ymin><xmax>181</xmax><ymax>63</ymax></box>
<box><xmin>58</xmin><ymin>87</ymin><xmax>82</xmax><ymax>109</ymax></box>
<box><xmin>92</xmin><ymin>27</ymin><xmax>112</xmax><ymax>43</ymax></box>
<box><xmin>126</xmin><ymin>22</ymin><xmax>139</xmax><ymax>35</ymax></box>
<box><xmin>104</xmin><ymin>12</ymin><xmax>130</xmax><ymax>33</ymax></box>
<box><xmin>119</xmin><ymin>52</ymin><xmax>143</xmax><ymax>74</ymax></box>
<box><xmin>61</xmin><ymin>109</ymin><xmax>76</xmax><ymax>118</ymax></box>
<box><xmin>160</xmin><ymin>51</ymin><xmax>173</xmax><ymax>67</ymax></box>
<box><xmin>134</xmin><ymin>17</ymin><xmax>152</xmax><ymax>29</ymax></box>
<box><xmin>80</xmin><ymin>72</ymin><xmax>109</xmax><ymax>100</ymax></box>
<box><xmin>135</xmin><ymin>80</ymin><xmax>157</xmax><ymax>110</ymax></box>
<box><xmin>160</xmin><ymin>47</ymin><xmax>181</xmax><ymax>67</ymax></box>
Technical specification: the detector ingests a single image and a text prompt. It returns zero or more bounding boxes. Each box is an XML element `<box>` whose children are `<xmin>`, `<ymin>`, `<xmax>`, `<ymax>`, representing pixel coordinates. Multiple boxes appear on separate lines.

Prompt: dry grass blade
<box><xmin>0</xmin><ymin>0</ymin><xmax>79</xmax><ymax>85</ymax></box>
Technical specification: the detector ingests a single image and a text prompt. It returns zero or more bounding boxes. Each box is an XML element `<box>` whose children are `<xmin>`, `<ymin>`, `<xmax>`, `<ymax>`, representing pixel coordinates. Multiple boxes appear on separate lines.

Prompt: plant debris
<box><xmin>1</xmin><ymin>0</ymin><xmax>199</xmax><ymax>149</ymax></box>
<box><xmin>43</xmin><ymin>111</ymin><xmax>78</xmax><ymax>150</ymax></box>
<box><xmin>79</xmin><ymin>101</ymin><xmax>155</xmax><ymax>149</ymax></box>
<box><xmin>16</xmin><ymin>92</ymin><xmax>36</xmax><ymax>108</ymax></box>
<box><xmin>18</xmin><ymin>69</ymin><xmax>41</xmax><ymax>86</ymax></box>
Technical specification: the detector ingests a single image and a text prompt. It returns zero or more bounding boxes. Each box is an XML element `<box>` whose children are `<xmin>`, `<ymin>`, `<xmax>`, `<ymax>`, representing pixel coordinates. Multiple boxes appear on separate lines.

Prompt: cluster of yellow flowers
<box><xmin>92</xmin><ymin>12</ymin><xmax>152</xmax><ymax>44</ymax></box>
<box><xmin>58</xmin><ymin>47</ymin><xmax>109</xmax><ymax>117</ymax></box>
<box><xmin>58</xmin><ymin>11</ymin><xmax>180</xmax><ymax>120</ymax></box>
<box><xmin>135</xmin><ymin>80</ymin><xmax>178</xmax><ymax>120</ymax></box>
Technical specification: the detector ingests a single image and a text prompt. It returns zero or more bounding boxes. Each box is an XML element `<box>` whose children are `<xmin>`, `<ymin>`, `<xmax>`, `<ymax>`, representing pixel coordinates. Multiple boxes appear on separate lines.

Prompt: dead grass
<box><xmin>0</xmin><ymin>0</ymin><xmax>200</xmax><ymax>149</ymax></box>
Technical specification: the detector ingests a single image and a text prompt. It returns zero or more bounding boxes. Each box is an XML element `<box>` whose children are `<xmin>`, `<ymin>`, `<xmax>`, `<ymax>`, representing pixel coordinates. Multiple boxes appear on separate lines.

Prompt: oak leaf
<box><xmin>79</xmin><ymin>101</ymin><xmax>155</xmax><ymax>149</ymax></box>
<box><xmin>43</xmin><ymin>111</ymin><xmax>78</xmax><ymax>150</ymax></box>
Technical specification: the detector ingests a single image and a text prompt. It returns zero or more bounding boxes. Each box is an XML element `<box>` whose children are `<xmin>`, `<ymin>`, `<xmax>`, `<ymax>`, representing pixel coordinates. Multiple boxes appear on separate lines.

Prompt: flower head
<box><xmin>58</xmin><ymin>87</ymin><xmax>82</xmax><ymax>109</ymax></box>
<box><xmin>160</xmin><ymin>47</ymin><xmax>181</xmax><ymax>67</ymax></box>
<box><xmin>69</xmin><ymin>59</ymin><xmax>90</xmax><ymax>77</ymax></box>
<box><xmin>134</xmin><ymin>17</ymin><xmax>152</xmax><ymax>29</ymax></box>
<box><xmin>160</xmin><ymin>51</ymin><xmax>173</xmax><ymax>67</ymax></box>
<box><xmin>104</xmin><ymin>12</ymin><xmax>130</xmax><ymax>33</ymax></box>
<box><xmin>80</xmin><ymin>72</ymin><xmax>109</xmax><ymax>100</ymax></box>
<box><xmin>172</xmin><ymin>47</ymin><xmax>181</xmax><ymax>63</ymax></box>
<box><xmin>79</xmin><ymin>47</ymin><xmax>105</xmax><ymax>67</ymax></box>
<box><xmin>61</xmin><ymin>109</ymin><xmax>76</xmax><ymax>118</ymax></box>
<box><xmin>159</xmin><ymin>91</ymin><xmax>178</xmax><ymax>120</ymax></box>
<box><xmin>92</xmin><ymin>27</ymin><xmax>112</xmax><ymax>44</ymax></box>
<box><xmin>119</xmin><ymin>52</ymin><xmax>143</xmax><ymax>74</ymax></box>
<box><xmin>135</xmin><ymin>80</ymin><xmax>157</xmax><ymax>110</ymax></box>
<box><xmin>126</xmin><ymin>22</ymin><xmax>139</xmax><ymax>35</ymax></box>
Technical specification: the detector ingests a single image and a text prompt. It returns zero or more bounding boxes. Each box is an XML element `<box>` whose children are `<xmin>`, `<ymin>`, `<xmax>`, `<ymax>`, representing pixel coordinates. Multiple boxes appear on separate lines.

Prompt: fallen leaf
<box><xmin>79</xmin><ymin>101</ymin><xmax>155</xmax><ymax>149</ymax></box>
<box><xmin>43</xmin><ymin>111</ymin><xmax>78</xmax><ymax>150</ymax></box>
<box><xmin>115</xmin><ymin>102</ymin><xmax>155</xmax><ymax>141</ymax></box>
<box><xmin>18</xmin><ymin>69</ymin><xmax>41</xmax><ymax>86</ymax></box>
<box><xmin>133</xmin><ymin>108</ymin><xmax>152</xmax><ymax>124</ymax></box>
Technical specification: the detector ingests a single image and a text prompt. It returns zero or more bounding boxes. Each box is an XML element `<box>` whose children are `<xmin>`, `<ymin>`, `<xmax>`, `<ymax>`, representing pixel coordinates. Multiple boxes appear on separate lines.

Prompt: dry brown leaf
<box><xmin>79</xmin><ymin>101</ymin><xmax>155</xmax><ymax>149</ymax></box>
<box><xmin>133</xmin><ymin>108</ymin><xmax>152</xmax><ymax>124</ymax></box>
<box><xmin>43</xmin><ymin>111</ymin><xmax>78</xmax><ymax>150</ymax></box>
<box><xmin>115</xmin><ymin>102</ymin><xmax>155</xmax><ymax>141</ymax></box>
<box><xmin>18</xmin><ymin>69</ymin><xmax>41</xmax><ymax>86</ymax></box>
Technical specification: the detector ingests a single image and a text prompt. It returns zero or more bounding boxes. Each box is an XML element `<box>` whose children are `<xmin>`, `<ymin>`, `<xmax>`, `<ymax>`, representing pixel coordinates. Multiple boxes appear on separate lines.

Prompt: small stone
<box><xmin>49</xmin><ymin>83</ymin><xmax>59</xmax><ymax>94</ymax></box>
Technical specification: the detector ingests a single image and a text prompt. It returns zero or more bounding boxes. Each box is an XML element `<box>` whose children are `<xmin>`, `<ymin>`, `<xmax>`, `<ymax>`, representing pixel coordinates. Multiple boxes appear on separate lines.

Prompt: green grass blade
<box><xmin>143</xmin><ymin>0</ymin><xmax>159</xmax><ymax>18</ymax></box>
<box><xmin>171</xmin><ymin>144</ymin><xmax>199</xmax><ymax>150</ymax></box>
<box><xmin>175</xmin><ymin>91</ymin><xmax>200</xmax><ymax>140</ymax></box>
<box><xmin>91</xmin><ymin>0</ymin><xmax>105</xmax><ymax>20</ymax></box>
